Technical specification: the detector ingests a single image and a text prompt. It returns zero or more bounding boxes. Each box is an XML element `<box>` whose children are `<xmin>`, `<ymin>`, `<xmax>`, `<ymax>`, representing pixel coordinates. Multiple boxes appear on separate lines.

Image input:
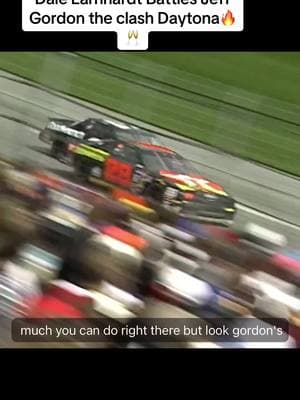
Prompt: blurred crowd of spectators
<box><xmin>0</xmin><ymin>160</ymin><xmax>299</xmax><ymax>348</ymax></box>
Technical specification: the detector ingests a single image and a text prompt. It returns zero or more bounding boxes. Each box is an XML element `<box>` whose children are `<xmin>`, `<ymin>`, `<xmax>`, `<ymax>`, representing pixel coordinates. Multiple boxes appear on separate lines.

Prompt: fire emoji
<box><xmin>222</xmin><ymin>10</ymin><xmax>235</xmax><ymax>26</ymax></box>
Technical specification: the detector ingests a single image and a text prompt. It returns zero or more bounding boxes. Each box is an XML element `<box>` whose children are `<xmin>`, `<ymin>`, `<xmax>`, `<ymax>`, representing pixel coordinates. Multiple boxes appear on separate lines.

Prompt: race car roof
<box><xmin>84</xmin><ymin>118</ymin><xmax>158</xmax><ymax>143</ymax></box>
<box><xmin>93</xmin><ymin>118</ymin><xmax>131</xmax><ymax>130</ymax></box>
<box><xmin>93</xmin><ymin>118</ymin><xmax>156</xmax><ymax>138</ymax></box>
<box><xmin>133</xmin><ymin>142</ymin><xmax>175</xmax><ymax>154</ymax></box>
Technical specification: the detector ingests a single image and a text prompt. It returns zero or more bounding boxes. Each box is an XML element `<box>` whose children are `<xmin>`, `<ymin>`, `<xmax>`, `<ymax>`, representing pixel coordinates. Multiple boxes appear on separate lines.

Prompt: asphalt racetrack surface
<box><xmin>0</xmin><ymin>72</ymin><xmax>299</xmax><ymax>248</ymax></box>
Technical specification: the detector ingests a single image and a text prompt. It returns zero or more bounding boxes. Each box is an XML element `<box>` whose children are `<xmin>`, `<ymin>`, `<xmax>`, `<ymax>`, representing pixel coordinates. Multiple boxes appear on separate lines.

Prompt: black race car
<box><xmin>72</xmin><ymin>140</ymin><xmax>237</xmax><ymax>225</ymax></box>
<box><xmin>39</xmin><ymin>117</ymin><xmax>160</xmax><ymax>164</ymax></box>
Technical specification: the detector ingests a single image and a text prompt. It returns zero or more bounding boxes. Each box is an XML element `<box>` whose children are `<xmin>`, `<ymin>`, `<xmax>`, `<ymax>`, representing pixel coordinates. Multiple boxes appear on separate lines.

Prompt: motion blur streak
<box><xmin>0</xmin><ymin>161</ymin><xmax>299</xmax><ymax>348</ymax></box>
<box><xmin>0</xmin><ymin>59</ymin><xmax>299</xmax><ymax>348</ymax></box>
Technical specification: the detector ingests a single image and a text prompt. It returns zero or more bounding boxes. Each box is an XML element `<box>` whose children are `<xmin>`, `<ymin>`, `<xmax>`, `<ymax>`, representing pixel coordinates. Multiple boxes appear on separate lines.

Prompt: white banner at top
<box><xmin>22</xmin><ymin>0</ymin><xmax>244</xmax><ymax>49</ymax></box>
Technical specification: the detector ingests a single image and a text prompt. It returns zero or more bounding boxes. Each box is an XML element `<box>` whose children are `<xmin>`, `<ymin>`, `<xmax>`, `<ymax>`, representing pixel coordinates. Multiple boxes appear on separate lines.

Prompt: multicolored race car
<box><xmin>39</xmin><ymin>117</ymin><xmax>161</xmax><ymax>164</ymax></box>
<box><xmin>72</xmin><ymin>140</ymin><xmax>237</xmax><ymax>225</ymax></box>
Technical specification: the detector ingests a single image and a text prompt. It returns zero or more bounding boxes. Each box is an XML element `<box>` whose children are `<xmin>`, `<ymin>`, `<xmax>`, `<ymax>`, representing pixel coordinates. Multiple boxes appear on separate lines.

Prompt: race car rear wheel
<box><xmin>90</xmin><ymin>166</ymin><xmax>103</xmax><ymax>179</ymax></box>
<box><xmin>73</xmin><ymin>157</ymin><xmax>88</xmax><ymax>182</ymax></box>
<box><xmin>51</xmin><ymin>140</ymin><xmax>68</xmax><ymax>162</ymax></box>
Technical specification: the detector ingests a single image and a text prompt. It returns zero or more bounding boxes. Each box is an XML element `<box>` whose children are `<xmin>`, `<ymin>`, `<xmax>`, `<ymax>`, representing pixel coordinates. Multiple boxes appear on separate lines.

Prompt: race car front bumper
<box><xmin>178</xmin><ymin>194</ymin><xmax>237</xmax><ymax>226</ymax></box>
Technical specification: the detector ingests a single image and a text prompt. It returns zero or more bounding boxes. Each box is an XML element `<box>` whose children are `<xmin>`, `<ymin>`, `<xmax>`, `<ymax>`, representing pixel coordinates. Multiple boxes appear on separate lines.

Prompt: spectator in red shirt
<box><xmin>25</xmin><ymin>232</ymin><xmax>104</xmax><ymax>319</ymax></box>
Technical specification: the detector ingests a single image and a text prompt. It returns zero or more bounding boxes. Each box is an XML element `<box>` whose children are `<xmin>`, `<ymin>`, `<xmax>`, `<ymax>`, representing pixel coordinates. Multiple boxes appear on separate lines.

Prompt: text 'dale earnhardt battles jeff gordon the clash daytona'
<box><xmin>22</xmin><ymin>0</ymin><xmax>244</xmax><ymax>48</ymax></box>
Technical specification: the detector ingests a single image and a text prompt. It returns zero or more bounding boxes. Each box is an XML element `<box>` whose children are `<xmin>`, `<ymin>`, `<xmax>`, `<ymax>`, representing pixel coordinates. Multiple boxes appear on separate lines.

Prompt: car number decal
<box><xmin>103</xmin><ymin>158</ymin><xmax>133</xmax><ymax>187</ymax></box>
